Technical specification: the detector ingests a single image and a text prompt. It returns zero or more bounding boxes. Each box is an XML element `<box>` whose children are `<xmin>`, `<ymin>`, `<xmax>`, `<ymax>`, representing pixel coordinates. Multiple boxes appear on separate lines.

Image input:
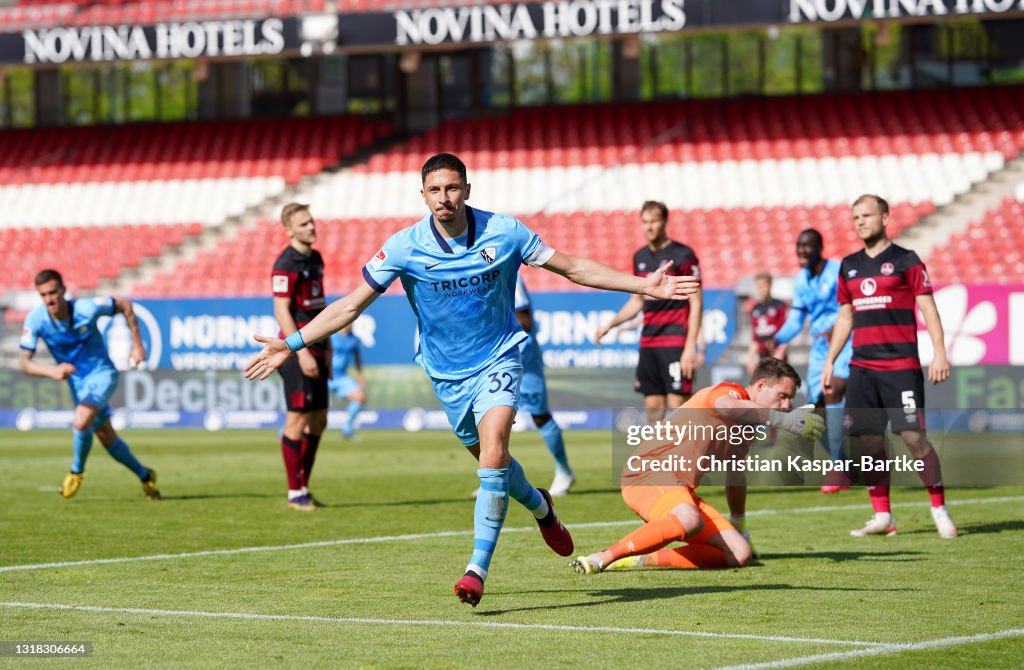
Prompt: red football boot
<box><xmin>536</xmin><ymin>488</ymin><xmax>574</xmax><ymax>556</ymax></box>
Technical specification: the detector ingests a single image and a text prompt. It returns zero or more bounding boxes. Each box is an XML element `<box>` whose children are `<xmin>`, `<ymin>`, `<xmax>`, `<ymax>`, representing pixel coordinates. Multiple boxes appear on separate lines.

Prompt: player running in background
<box><xmin>824</xmin><ymin>194</ymin><xmax>956</xmax><ymax>539</ymax></box>
<box><xmin>245</xmin><ymin>153</ymin><xmax>699</xmax><ymax>607</ymax></box>
<box><xmin>18</xmin><ymin>269</ymin><xmax>159</xmax><ymax>500</ymax></box>
<box><xmin>329</xmin><ymin>324</ymin><xmax>366</xmax><ymax>440</ymax></box>
<box><xmin>572</xmin><ymin>359</ymin><xmax>822</xmax><ymax>574</ymax></box>
<box><xmin>272</xmin><ymin>203</ymin><xmax>331</xmax><ymax>512</ymax></box>
<box><xmin>747</xmin><ymin>271</ymin><xmax>788</xmax><ymax>375</ymax></box>
<box><xmin>772</xmin><ymin>229</ymin><xmax>854</xmax><ymax>493</ymax></box>
<box><xmin>515</xmin><ymin>273</ymin><xmax>575</xmax><ymax>496</ymax></box>
<box><xmin>595</xmin><ymin>201</ymin><xmax>703</xmax><ymax>422</ymax></box>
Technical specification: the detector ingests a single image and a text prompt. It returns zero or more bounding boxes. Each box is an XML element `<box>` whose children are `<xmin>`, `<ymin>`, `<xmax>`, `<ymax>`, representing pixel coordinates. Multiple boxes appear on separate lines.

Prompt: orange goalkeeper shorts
<box><xmin>621</xmin><ymin>485</ymin><xmax>735</xmax><ymax>545</ymax></box>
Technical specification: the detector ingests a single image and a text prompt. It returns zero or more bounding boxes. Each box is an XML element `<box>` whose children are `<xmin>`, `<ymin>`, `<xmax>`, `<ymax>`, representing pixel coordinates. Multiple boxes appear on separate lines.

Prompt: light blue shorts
<box><xmin>328</xmin><ymin>374</ymin><xmax>360</xmax><ymax>398</ymax></box>
<box><xmin>69</xmin><ymin>367</ymin><xmax>118</xmax><ymax>425</ymax></box>
<box><xmin>806</xmin><ymin>336</ymin><xmax>853</xmax><ymax>405</ymax></box>
<box><xmin>519</xmin><ymin>366</ymin><xmax>550</xmax><ymax>416</ymax></box>
<box><xmin>431</xmin><ymin>348</ymin><xmax>523</xmax><ymax>447</ymax></box>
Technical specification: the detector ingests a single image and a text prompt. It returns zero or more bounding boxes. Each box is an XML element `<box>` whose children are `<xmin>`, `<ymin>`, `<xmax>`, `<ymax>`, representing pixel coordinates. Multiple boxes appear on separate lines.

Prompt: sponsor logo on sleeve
<box><xmin>370</xmin><ymin>249</ymin><xmax>387</xmax><ymax>270</ymax></box>
<box><xmin>273</xmin><ymin>275</ymin><xmax>289</xmax><ymax>293</ymax></box>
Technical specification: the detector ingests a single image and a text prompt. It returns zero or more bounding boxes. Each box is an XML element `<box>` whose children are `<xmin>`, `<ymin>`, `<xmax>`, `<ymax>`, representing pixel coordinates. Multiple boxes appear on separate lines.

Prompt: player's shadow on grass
<box><xmin>478</xmin><ymin>583</ymin><xmax>907</xmax><ymax>616</ymax></box>
<box><xmin>144</xmin><ymin>493</ymin><xmax>279</xmax><ymax>501</ymax></box>
<box><xmin>902</xmin><ymin>519</ymin><xmax>1024</xmax><ymax>537</ymax></box>
<box><xmin>756</xmin><ymin>550</ymin><xmax>926</xmax><ymax>563</ymax></box>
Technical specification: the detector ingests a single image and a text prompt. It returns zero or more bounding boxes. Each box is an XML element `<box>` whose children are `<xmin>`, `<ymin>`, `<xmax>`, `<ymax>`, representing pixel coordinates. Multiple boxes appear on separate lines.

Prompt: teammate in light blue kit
<box><xmin>244</xmin><ymin>154</ymin><xmax>698</xmax><ymax>607</ymax></box>
<box><xmin>514</xmin><ymin>274</ymin><xmax>575</xmax><ymax>495</ymax></box>
<box><xmin>19</xmin><ymin>269</ymin><xmax>160</xmax><ymax>500</ymax></box>
<box><xmin>772</xmin><ymin>229</ymin><xmax>853</xmax><ymax>492</ymax></box>
<box><xmin>328</xmin><ymin>325</ymin><xmax>366</xmax><ymax>440</ymax></box>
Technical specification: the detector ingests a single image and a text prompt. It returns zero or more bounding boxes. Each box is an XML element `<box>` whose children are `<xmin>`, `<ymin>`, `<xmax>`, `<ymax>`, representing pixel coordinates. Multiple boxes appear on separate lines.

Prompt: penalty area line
<box><xmin>0</xmin><ymin>601</ymin><xmax>885</xmax><ymax>647</ymax></box>
<box><xmin>1</xmin><ymin>494</ymin><xmax>1021</xmax><ymax>574</ymax></box>
<box><xmin>711</xmin><ymin>627</ymin><xmax>1024</xmax><ymax>670</ymax></box>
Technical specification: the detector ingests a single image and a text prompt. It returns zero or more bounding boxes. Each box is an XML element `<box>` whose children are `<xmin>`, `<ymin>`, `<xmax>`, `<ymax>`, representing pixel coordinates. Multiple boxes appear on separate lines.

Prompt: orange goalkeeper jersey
<box><xmin>621</xmin><ymin>382</ymin><xmax>752</xmax><ymax>488</ymax></box>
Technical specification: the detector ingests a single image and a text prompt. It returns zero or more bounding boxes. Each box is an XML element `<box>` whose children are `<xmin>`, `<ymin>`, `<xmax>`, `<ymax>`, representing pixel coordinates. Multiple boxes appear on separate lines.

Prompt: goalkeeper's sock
<box><xmin>605</xmin><ymin>515</ymin><xmax>686</xmax><ymax>564</ymax></box>
<box><xmin>645</xmin><ymin>545</ymin><xmax>728</xmax><ymax>569</ymax></box>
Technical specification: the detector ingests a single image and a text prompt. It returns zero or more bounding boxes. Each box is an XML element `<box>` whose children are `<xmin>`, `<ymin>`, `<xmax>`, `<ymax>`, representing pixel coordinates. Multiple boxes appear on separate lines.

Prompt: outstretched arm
<box><xmin>245</xmin><ymin>282</ymin><xmax>380</xmax><ymax>381</ymax></box>
<box><xmin>542</xmin><ymin>251</ymin><xmax>699</xmax><ymax>299</ymax></box>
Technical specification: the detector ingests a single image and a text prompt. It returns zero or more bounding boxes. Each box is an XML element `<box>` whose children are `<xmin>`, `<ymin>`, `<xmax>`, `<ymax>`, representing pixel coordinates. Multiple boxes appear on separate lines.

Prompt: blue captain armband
<box><xmin>284</xmin><ymin>331</ymin><xmax>306</xmax><ymax>353</ymax></box>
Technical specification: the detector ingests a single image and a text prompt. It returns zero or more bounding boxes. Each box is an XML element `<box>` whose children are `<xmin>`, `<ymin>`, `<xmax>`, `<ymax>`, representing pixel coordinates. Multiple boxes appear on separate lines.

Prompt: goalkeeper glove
<box><xmin>769</xmin><ymin>405</ymin><xmax>825</xmax><ymax>441</ymax></box>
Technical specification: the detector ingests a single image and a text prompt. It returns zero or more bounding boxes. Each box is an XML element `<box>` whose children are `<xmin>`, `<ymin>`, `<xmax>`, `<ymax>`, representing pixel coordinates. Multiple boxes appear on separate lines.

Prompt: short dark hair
<box><xmin>35</xmin><ymin>269</ymin><xmax>63</xmax><ymax>287</ymax></box>
<box><xmin>797</xmin><ymin>228</ymin><xmax>823</xmax><ymax>248</ymax></box>
<box><xmin>641</xmin><ymin>200</ymin><xmax>668</xmax><ymax>222</ymax></box>
<box><xmin>852</xmin><ymin>194</ymin><xmax>889</xmax><ymax>216</ymax></box>
<box><xmin>421</xmin><ymin>153</ymin><xmax>467</xmax><ymax>184</ymax></box>
<box><xmin>750</xmin><ymin>357</ymin><xmax>802</xmax><ymax>389</ymax></box>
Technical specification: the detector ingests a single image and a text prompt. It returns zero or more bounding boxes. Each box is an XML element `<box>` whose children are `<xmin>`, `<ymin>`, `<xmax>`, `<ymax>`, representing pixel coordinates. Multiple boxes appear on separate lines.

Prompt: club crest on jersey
<box><xmin>861</xmin><ymin>278</ymin><xmax>878</xmax><ymax>296</ymax></box>
<box><xmin>480</xmin><ymin>247</ymin><xmax>497</xmax><ymax>264</ymax></box>
<box><xmin>370</xmin><ymin>248</ymin><xmax>387</xmax><ymax>270</ymax></box>
<box><xmin>880</xmin><ymin>262</ymin><xmax>894</xmax><ymax>276</ymax></box>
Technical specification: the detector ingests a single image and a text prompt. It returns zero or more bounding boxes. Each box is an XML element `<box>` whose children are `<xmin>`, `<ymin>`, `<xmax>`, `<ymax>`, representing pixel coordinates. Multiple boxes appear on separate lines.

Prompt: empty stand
<box><xmin>926</xmin><ymin>196</ymin><xmax>1024</xmax><ymax>285</ymax></box>
<box><xmin>1</xmin><ymin>222</ymin><xmax>202</xmax><ymax>293</ymax></box>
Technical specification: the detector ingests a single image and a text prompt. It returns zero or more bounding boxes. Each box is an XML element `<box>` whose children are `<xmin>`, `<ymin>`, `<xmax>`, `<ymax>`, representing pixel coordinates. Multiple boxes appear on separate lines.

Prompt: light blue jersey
<box><xmin>362</xmin><ymin>206</ymin><xmax>553</xmax><ymax>381</ymax></box>
<box><xmin>514</xmin><ymin>275</ymin><xmax>544</xmax><ymax>374</ymax></box>
<box><xmin>774</xmin><ymin>258</ymin><xmax>852</xmax><ymax>403</ymax></box>
<box><xmin>328</xmin><ymin>331</ymin><xmax>362</xmax><ymax>399</ymax></box>
<box><xmin>515</xmin><ymin>275</ymin><xmax>549</xmax><ymax>415</ymax></box>
<box><xmin>20</xmin><ymin>296</ymin><xmax>117</xmax><ymax>379</ymax></box>
<box><xmin>775</xmin><ymin>259</ymin><xmax>844</xmax><ymax>344</ymax></box>
<box><xmin>330</xmin><ymin>331</ymin><xmax>360</xmax><ymax>378</ymax></box>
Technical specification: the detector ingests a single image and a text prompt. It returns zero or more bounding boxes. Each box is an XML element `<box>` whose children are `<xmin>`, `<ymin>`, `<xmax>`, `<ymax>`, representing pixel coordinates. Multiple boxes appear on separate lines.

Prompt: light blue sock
<box><xmin>468</xmin><ymin>467</ymin><xmax>509</xmax><ymax>580</ymax></box>
<box><xmin>71</xmin><ymin>428</ymin><xmax>93</xmax><ymax>474</ymax></box>
<box><xmin>106</xmin><ymin>437</ymin><xmax>148</xmax><ymax>480</ymax></box>
<box><xmin>825</xmin><ymin>402</ymin><xmax>846</xmax><ymax>461</ymax></box>
<box><xmin>538</xmin><ymin>420</ymin><xmax>571</xmax><ymax>474</ymax></box>
<box><xmin>508</xmin><ymin>457</ymin><xmax>546</xmax><ymax>517</ymax></box>
<box><xmin>346</xmin><ymin>401</ymin><xmax>363</xmax><ymax>433</ymax></box>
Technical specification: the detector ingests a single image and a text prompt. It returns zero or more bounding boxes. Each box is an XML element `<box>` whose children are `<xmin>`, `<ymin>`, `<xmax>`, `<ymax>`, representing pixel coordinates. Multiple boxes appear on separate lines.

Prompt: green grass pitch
<box><xmin>1</xmin><ymin>429</ymin><xmax>1022</xmax><ymax>669</ymax></box>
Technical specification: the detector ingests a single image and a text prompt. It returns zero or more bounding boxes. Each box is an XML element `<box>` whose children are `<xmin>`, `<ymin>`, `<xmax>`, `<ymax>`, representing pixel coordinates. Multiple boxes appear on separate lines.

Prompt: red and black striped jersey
<box><xmin>633</xmin><ymin>240</ymin><xmax>701</xmax><ymax>350</ymax></box>
<box><xmin>272</xmin><ymin>246</ymin><xmax>328</xmax><ymax>355</ymax></box>
<box><xmin>750</xmin><ymin>298</ymin><xmax>788</xmax><ymax>356</ymax></box>
<box><xmin>837</xmin><ymin>244</ymin><xmax>931</xmax><ymax>371</ymax></box>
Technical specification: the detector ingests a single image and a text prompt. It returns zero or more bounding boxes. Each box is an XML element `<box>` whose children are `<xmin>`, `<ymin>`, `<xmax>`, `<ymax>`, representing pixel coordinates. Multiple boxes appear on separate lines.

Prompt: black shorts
<box><xmin>845</xmin><ymin>365</ymin><xmax>926</xmax><ymax>436</ymax></box>
<box><xmin>279</xmin><ymin>355</ymin><xmax>329</xmax><ymax>412</ymax></box>
<box><xmin>635</xmin><ymin>347</ymin><xmax>693</xmax><ymax>397</ymax></box>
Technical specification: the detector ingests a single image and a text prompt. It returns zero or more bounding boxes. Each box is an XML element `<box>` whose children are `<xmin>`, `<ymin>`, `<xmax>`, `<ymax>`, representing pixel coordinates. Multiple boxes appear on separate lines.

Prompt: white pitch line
<box><xmin>712</xmin><ymin>627</ymin><xmax>1024</xmax><ymax>670</ymax></box>
<box><xmin>2</xmin><ymin>494</ymin><xmax>1021</xmax><ymax>574</ymax></box>
<box><xmin>0</xmin><ymin>602</ymin><xmax>885</xmax><ymax>647</ymax></box>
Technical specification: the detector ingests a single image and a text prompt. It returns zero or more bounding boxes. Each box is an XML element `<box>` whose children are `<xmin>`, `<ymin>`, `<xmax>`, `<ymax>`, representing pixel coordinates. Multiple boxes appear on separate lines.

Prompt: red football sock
<box><xmin>606</xmin><ymin>516</ymin><xmax>686</xmax><ymax>563</ymax></box>
<box><xmin>916</xmin><ymin>448</ymin><xmax>945</xmax><ymax>506</ymax></box>
<box><xmin>868</xmin><ymin>485</ymin><xmax>891</xmax><ymax>514</ymax></box>
<box><xmin>300</xmin><ymin>434</ymin><xmax>321</xmax><ymax>488</ymax></box>
<box><xmin>646</xmin><ymin>545</ymin><xmax>728</xmax><ymax>569</ymax></box>
<box><xmin>280</xmin><ymin>435</ymin><xmax>302</xmax><ymax>491</ymax></box>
